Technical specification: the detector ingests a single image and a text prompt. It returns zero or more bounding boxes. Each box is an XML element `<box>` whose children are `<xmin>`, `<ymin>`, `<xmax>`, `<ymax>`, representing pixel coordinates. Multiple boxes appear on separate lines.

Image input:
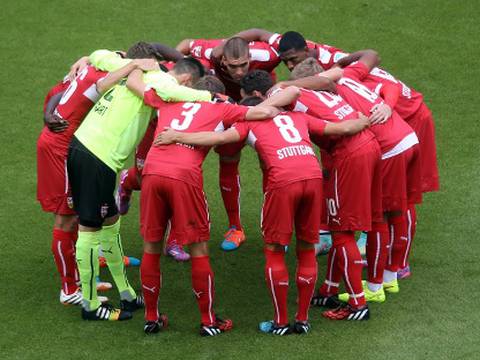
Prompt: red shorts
<box><xmin>36</xmin><ymin>136</ymin><xmax>75</xmax><ymax>215</ymax></box>
<box><xmin>324</xmin><ymin>140</ymin><xmax>383</xmax><ymax>231</ymax></box>
<box><xmin>261</xmin><ymin>179</ymin><xmax>322</xmax><ymax>246</ymax></box>
<box><xmin>214</xmin><ymin>140</ymin><xmax>246</xmax><ymax>158</ymax></box>
<box><xmin>406</xmin><ymin>103</ymin><xmax>439</xmax><ymax>193</ymax></box>
<box><xmin>381</xmin><ymin>144</ymin><xmax>422</xmax><ymax>212</ymax></box>
<box><xmin>135</xmin><ymin>118</ymin><xmax>157</xmax><ymax>173</ymax></box>
<box><xmin>140</xmin><ymin>175</ymin><xmax>210</xmax><ymax>244</ymax></box>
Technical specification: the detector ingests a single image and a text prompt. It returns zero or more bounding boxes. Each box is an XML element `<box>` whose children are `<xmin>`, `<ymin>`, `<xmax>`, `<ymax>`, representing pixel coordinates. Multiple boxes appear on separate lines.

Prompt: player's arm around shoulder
<box><xmin>282</xmin><ymin>72</ymin><xmax>341</xmax><ymax>91</ymax></box>
<box><xmin>126</xmin><ymin>68</ymin><xmax>148</xmax><ymax>98</ymax></box>
<box><xmin>324</xmin><ymin>112</ymin><xmax>371</xmax><ymax>136</ymax></box>
<box><xmin>176</xmin><ymin>39</ymin><xmax>194</xmax><ymax>55</ymax></box>
<box><xmin>154</xmin><ymin>127</ymin><xmax>241</xmax><ymax>147</ymax></box>
<box><xmin>233</xmin><ymin>28</ymin><xmax>275</xmax><ymax>43</ymax></box>
<box><xmin>97</xmin><ymin>59</ymin><xmax>159</xmax><ymax>94</ymax></box>
<box><xmin>261</xmin><ymin>85</ymin><xmax>301</xmax><ymax>108</ymax></box>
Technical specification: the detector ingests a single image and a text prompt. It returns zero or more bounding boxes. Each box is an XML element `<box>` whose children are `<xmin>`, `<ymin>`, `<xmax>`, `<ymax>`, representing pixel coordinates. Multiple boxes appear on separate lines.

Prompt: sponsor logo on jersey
<box><xmin>100</xmin><ymin>204</ymin><xmax>109</xmax><ymax>218</ymax></box>
<box><xmin>277</xmin><ymin>145</ymin><xmax>315</xmax><ymax>160</ymax></box>
<box><xmin>67</xmin><ymin>196</ymin><xmax>74</xmax><ymax>209</ymax></box>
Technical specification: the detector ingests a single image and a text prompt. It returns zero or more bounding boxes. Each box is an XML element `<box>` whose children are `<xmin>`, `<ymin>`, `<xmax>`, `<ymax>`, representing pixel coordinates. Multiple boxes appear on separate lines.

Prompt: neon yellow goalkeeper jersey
<box><xmin>74</xmin><ymin>50</ymin><xmax>211</xmax><ymax>173</ymax></box>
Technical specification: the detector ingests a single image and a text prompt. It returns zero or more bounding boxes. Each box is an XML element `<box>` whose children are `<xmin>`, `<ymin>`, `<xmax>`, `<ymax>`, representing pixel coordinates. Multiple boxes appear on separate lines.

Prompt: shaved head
<box><xmin>223</xmin><ymin>37</ymin><xmax>249</xmax><ymax>60</ymax></box>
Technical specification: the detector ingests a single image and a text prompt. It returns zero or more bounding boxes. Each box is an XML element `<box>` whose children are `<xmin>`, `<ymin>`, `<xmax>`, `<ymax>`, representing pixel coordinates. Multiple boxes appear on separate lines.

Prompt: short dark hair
<box><xmin>278</xmin><ymin>31</ymin><xmax>307</xmax><ymax>54</ymax></box>
<box><xmin>173</xmin><ymin>57</ymin><xmax>205</xmax><ymax>83</ymax></box>
<box><xmin>194</xmin><ymin>75</ymin><xmax>226</xmax><ymax>94</ymax></box>
<box><xmin>239</xmin><ymin>96</ymin><xmax>263</xmax><ymax>106</ymax></box>
<box><xmin>224</xmin><ymin>37</ymin><xmax>249</xmax><ymax>59</ymax></box>
<box><xmin>126</xmin><ymin>41</ymin><xmax>163</xmax><ymax>60</ymax></box>
<box><xmin>240</xmin><ymin>70</ymin><xmax>274</xmax><ymax>96</ymax></box>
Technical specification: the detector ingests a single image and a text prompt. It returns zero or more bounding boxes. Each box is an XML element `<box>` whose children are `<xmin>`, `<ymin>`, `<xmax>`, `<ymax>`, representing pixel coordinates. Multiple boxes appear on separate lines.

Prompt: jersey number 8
<box><xmin>273</xmin><ymin>115</ymin><xmax>302</xmax><ymax>143</ymax></box>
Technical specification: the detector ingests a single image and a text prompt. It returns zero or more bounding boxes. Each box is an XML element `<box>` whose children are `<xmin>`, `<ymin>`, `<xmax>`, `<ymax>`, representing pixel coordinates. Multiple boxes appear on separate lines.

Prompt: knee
<box><xmin>143</xmin><ymin>241</ymin><xmax>163</xmax><ymax>255</ymax></box>
<box><xmin>189</xmin><ymin>241</ymin><xmax>209</xmax><ymax>257</ymax></box>
<box><xmin>54</xmin><ymin>215</ymin><xmax>78</xmax><ymax>232</ymax></box>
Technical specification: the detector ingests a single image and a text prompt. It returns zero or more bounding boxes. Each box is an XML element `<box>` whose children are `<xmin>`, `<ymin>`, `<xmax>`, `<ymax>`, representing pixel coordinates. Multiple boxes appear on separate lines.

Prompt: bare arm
<box><xmin>175</xmin><ymin>39</ymin><xmax>194</xmax><ymax>55</ymax></box>
<box><xmin>245</xmin><ymin>105</ymin><xmax>279</xmax><ymax>120</ymax></box>
<box><xmin>44</xmin><ymin>92</ymin><xmax>68</xmax><ymax>133</ymax></box>
<box><xmin>261</xmin><ymin>86</ymin><xmax>301</xmax><ymax>107</ymax></box>
<box><xmin>369</xmin><ymin>82</ymin><xmax>400</xmax><ymax>124</ymax></box>
<box><xmin>336</xmin><ymin>49</ymin><xmax>380</xmax><ymax>71</ymax></box>
<box><xmin>150</xmin><ymin>43</ymin><xmax>184</xmax><ymax>62</ymax></box>
<box><xmin>154</xmin><ymin>127</ymin><xmax>240</xmax><ymax>146</ymax></box>
<box><xmin>97</xmin><ymin>59</ymin><xmax>159</xmax><ymax>94</ymax></box>
<box><xmin>281</xmin><ymin>70</ymin><xmax>343</xmax><ymax>90</ymax></box>
<box><xmin>323</xmin><ymin>112</ymin><xmax>370</xmax><ymax>136</ymax></box>
<box><xmin>68</xmin><ymin>56</ymin><xmax>90</xmax><ymax>81</ymax></box>
<box><xmin>233</xmin><ymin>28</ymin><xmax>275</xmax><ymax>43</ymax></box>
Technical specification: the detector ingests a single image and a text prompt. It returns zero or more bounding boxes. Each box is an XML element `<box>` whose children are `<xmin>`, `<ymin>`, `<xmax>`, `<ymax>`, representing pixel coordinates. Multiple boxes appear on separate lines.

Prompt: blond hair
<box><xmin>290</xmin><ymin>58</ymin><xmax>324</xmax><ymax>80</ymax></box>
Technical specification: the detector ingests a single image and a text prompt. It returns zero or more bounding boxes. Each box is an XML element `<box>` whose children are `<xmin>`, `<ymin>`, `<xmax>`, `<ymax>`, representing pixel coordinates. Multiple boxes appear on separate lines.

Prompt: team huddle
<box><xmin>36</xmin><ymin>28</ymin><xmax>439</xmax><ymax>336</ymax></box>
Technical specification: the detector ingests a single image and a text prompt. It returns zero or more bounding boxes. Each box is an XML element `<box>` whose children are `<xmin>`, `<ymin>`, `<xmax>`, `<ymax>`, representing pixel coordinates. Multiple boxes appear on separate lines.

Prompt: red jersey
<box><xmin>40</xmin><ymin>66</ymin><xmax>107</xmax><ymax>151</ymax></box>
<box><xmin>43</xmin><ymin>77</ymin><xmax>70</xmax><ymax>113</ymax></box>
<box><xmin>142</xmin><ymin>90</ymin><xmax>249</xmax><ymax>188</ymax></box>
<box><xmin>268</xmin><ymin>33</ymin><xmax>348</xmax><ymax>70</ymax></box>
<box><xmin>354</xmin><ymin>66</ymin><xmax>424</xmax><ymax>121</ymax></box>
<box><xmin>334</xmin><ymin>62</ymin><xmax>416</xmax><ymax>155</ymax></box>
<box><xmin>291</xmin><ymin>89</ymin><xmax>376</xmax><ymax>156</ymax></box>
<box><xmin>233</xmin><ymin>111</ymin><xmax>324</xmax><ymax>192</ymax></box>
<box><xmin>189</xmin><ymin>39</ymin><xmax>280</xmax><ymax>100</ymax></box>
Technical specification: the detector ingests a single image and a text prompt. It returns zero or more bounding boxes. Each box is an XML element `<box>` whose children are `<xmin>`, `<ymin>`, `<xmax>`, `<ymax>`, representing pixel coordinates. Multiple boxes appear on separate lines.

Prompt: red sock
<box><xmin>140</xmin><ymin>252</ymin><xmax>161</xmax><ymax>322</ymax></box>
<box><xmin>387</xmin><ymin>214</ymin><xmax>409</xmax><ymax>272</ymax></box>
<box><xmin>191</xmin><ymin>256</ymin><xmax>216</xmax><ymax>326</ymax></box>
<box><xmin>52</xmin><ymin>229</ymin><xmax>78</xmax><ymax>294</ymax></box>
<box><xmin>318</xmin><ymin>246</ymin><xmax>342</xmax><ymax>296</ymax></box>
<box><xmin>264</xmin><ymin>248</ymin><xmax>289</xmax><ymax>326</ymax></box>
<box><xmin>366</xmin><ymin>222</ymin><xmax>389</xmax><ymax>284</ymax></box>
<box><xmin>295</xmin><ymin>248</ymin><xmax>317</xmax><ymax>322</ymax></box>
<box><xmin>332</xmin><ymin>232</ymin><xmax>366</xmax><ymax>308</ymax></box>
<box><xmin>404</xmin><ymin>204</ymin><xmax>417</xmax><ymax>266</ymax></box>
<box><xmin>219</xmin><ymin>160</ymin><xmax>242</xmax><ymax>230</ymax></box>
<box><xmin>122</xmin><ymin>167</ymin><xmax>141</xmax><ymax>192</ymax></box>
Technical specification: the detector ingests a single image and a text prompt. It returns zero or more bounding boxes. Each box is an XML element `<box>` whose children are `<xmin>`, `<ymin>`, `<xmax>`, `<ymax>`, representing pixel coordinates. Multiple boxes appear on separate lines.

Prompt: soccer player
<box><xmin>336</xmin><ymin>51</ymin><xmax>439</xmax><ymax>278</ymax></box>
<box><xmin>282</xmin><ymin>56</ymin><xmax>422</xmax><ymax>302</ymax></box>
<box><xmin>115</xmin><ymin>118</ymin><xmax>191</xmax><ymax>262</ymax></box>
<box><xmin>37</xmin><ymin>54</ymin><xmax>156</xmax><ymax>306</ymax></box>
<box><xmin>240</xmin><ymin>66</ymin><xmax>382</xmax><ymax>318</ymax></box>
<box><xmin>126</xmin><ymin>73</ymin><xmax>288</xmax><ymax>335</ymax></box>
<box><xmin>232</xmin><ymin>28</ymin><xmax>347</xmax><ymax>71</ymax></box>
<box><xmin>176</xmin><ymin>37</ymin><xmax>281</xmax><ymax>249</ymax></box>
<box><xmin>155</xmin><ymin>91</ymin><xmax>371</xmax><ymax>334</ymax></box>
<box><xmin>176</xmin><ymin>36</ymin><xmax>280</xmax><ymax>101</ymax></box>
<box><xmin>67</xmin><ymin>46</ymin><xmax>213</xmax><ymax>321</ymax></box>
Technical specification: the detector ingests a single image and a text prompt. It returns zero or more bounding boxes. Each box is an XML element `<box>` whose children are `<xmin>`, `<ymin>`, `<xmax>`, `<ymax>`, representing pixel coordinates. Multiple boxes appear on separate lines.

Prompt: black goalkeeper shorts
<box><xmin>67</xmin><ymin>136</ymin><xmax>118</xmax><ymax>227</ymax></box>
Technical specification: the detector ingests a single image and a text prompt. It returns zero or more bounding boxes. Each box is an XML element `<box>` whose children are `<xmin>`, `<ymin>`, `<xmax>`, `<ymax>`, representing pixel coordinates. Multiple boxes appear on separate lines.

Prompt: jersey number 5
<box><xmin>170</xmin><ymin>103</ymin><xmax>202</xmax><ymax>130</ymax></box>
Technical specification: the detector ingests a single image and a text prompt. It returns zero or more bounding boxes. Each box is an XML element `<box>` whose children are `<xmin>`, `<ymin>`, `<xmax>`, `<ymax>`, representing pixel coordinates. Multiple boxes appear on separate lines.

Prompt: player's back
<box><xmin>362</xmin><ymin>67</ymin><xmax>424</xmax><ymax>121</ymax></box>
<box><xmin>336</xmin><ymin>65</ymin><xmax>416</xmax><ymax>154</ymax></box>
<box><xmin>233</xmin><ymin>111</ymin><xmax>323</xmax><ymax>192</ymax></box>
<box><xmin>294</xmin><ymin>89</ymin><xmax>376</xmax><ymax>156</ymax></box>
<box><xmin>43</xmin><ymin>66</ymin><xmax>107</xmax><ymax>149</ymax></box>
<box><xmin>144</xmin><ymin>100</ymin><xmax>248</xmax><ymax>188</ymax></box>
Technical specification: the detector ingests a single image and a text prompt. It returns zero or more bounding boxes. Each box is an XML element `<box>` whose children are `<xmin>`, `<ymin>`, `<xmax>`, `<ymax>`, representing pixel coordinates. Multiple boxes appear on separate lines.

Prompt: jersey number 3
<box><xmin>170</xmin><ymin>103</ymin><xmax>202</xmax><ymax>130</ymax></box>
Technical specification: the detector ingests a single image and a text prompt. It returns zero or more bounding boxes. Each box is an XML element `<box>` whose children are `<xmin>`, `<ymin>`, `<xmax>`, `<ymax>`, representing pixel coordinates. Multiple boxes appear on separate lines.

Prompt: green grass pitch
<box><xmin>1</xmin><ymin>0</ymin><xmax>479</xmax><ymax>359</ymax></box>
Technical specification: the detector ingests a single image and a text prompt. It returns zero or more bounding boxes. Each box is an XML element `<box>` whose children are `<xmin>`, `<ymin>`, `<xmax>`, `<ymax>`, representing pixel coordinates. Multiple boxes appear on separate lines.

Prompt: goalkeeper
<box><xmin>67</xmin><ymin>42</ymin><xmax>212</xmax><ymax>321</ymax></box>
